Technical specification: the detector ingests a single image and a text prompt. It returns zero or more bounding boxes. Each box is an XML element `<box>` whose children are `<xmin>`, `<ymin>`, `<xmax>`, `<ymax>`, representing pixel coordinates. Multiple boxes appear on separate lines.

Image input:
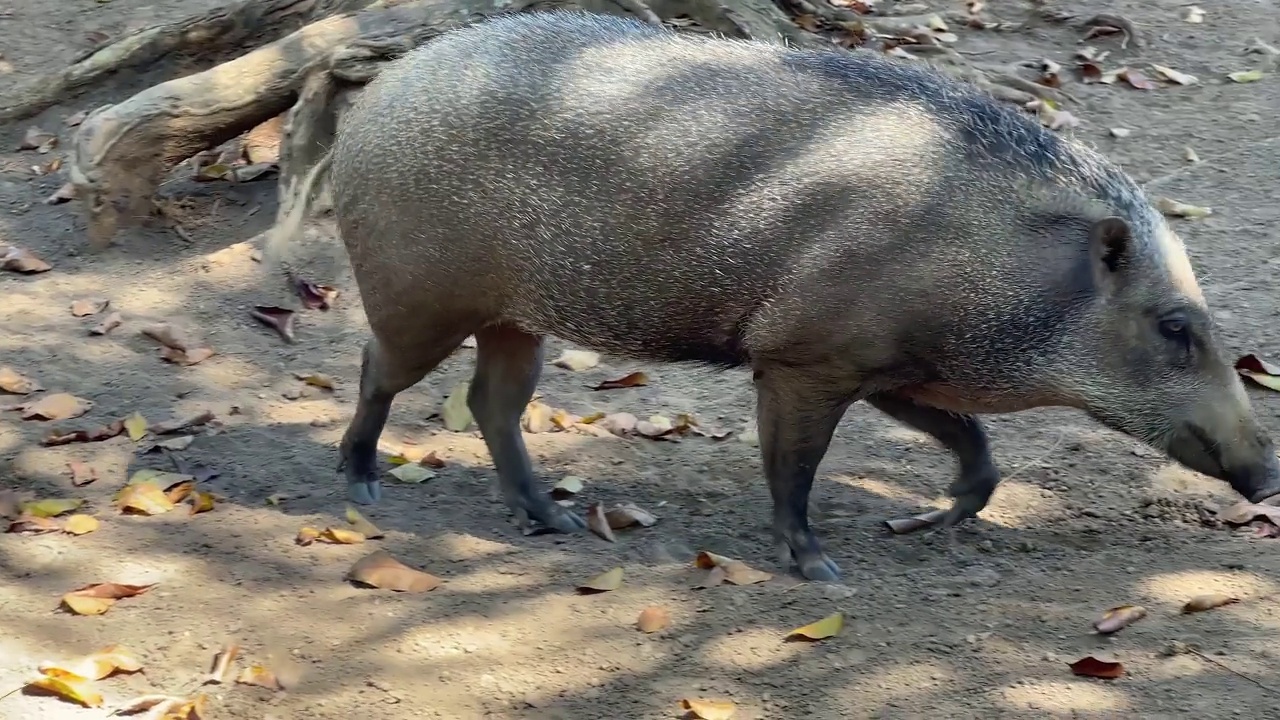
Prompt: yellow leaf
<box><xmin>387</xmin><ymin>454</ymin><xmax>411</xmax><ymax>465</ymax></box>
<box><xmin>441</xmin><ymin>382</ymin><xmax>474</xmax><ymax>432</ymax></box>
<box><xmin>61</xmin><ymin>595</ymin><xmax>116</xmax><ymax>616</ymax></box>
<box><xmin>235</xmin><ymin>664</ymin><xmax>285</xmax><ymax>691</ymax></box>
<box><xmin>679</xmin><ymin>698</ymin><xmax>737</xmax><ymax>719</ymax></box>
<box><xmin>22</xmin><ymin>498</ymin><xmax>84</xmax><ymax>518</ymax></box>
<box><xmin>163</xmin><ymin>480</ymin><xmax>196</xmax><ymax>504</ymax></box>
<box><xmin>577</xmin><ymin>566</ymin><xmax>623</xmax><ymax>593</ymax></box>
<box><xmin>116</xmin><ymin>482</ymin><xmax>176</xmax><ymax>515</ymax></box>
<box><xmin>293</xmin><ymin>372</ymin><xmax>336</xmax><ymax>390</ymax></box>
<box><xmin>1228</xmin><ymin>69</ymin><xmax>1265</xmax><ymax>83</ymax></box>
<box><xmin>24</xmin><ymin>673</ymin><xmax>104</xmax><ymax>708</ymax></box>
<box><xmin>319</xmin><ymin>527</ymin><xmax>365</xmax><ymax>544</ymax></box>
<box><xmin>123</xmin><ymin>411</ymin><xmax>148</xmax><ymax>441</ymax></box>
<box><xmin>1182</xmin><ymin>593</ymin><xmax>1240</xmax><ymax>613</ymax></box>
<box><xmin>62</xmin><ymin>514</ymin><xmax>100</xmax><ymax>535</ymax></box>
<box><xmin>786</xmin><ymin>611</ymin><xmax>844</xmax><ymax>640</ymax></box>
<box><xmin>295</xmin><ymin>527</ymin><xmax>321</xmax><ymax>545</ymax></box>
<box><xmin>189</xmin><ymin>490</ymin><xmax>216</xmax><ymax>515</ymax></box>
<box><xmin>345</xmin><ymin>505</ymin><xmax>384</xmax><ymax>538</ymax></box>
<box><xmin>39</xmin><ymin>645</ymin><xmax>143</xmax><ymax>680</ymax></box>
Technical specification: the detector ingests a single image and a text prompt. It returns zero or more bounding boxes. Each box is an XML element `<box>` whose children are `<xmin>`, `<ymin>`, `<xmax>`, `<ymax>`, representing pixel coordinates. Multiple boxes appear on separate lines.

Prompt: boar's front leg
<box><xmin>469</xmin><ymin>325</ymin><xmax>588</xmax><ymax>534</ymax></box>
<box><xmin>863</xmin><ymin>393</ymin><xmax>1001</xmax><ymax>528</ymax></box>
<box><xmin>754</xmin><ymin>364</ymin><xmax>859</xmax><ymax>582</ymax></box>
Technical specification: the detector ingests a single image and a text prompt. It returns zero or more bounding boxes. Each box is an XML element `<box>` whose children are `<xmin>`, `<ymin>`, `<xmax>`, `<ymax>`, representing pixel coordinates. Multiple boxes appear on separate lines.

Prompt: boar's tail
<box><xmin>261</xmin><ymin>149</ymin><xmax>334</xmax><ymax>285</ymax></box>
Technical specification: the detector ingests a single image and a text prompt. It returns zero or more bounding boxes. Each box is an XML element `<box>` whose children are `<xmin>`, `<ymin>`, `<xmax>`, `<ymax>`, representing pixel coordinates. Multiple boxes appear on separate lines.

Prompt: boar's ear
<box><xmin>1088</xmin><ymin>216</ymin><xmax>1132</xmax><ymax>288</ymax></box>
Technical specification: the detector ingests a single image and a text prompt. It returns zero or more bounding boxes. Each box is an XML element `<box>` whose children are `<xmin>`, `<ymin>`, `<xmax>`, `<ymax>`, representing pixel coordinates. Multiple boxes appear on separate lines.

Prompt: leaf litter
<box><xmin>60</xmin><ymin>582</ymin><xmax>156</xmax><ymax>616</ymax></box>
<box><xmin>346</xmin><ymin>550</ymin><xmax>442</xmax><ymax>592</ymax></box>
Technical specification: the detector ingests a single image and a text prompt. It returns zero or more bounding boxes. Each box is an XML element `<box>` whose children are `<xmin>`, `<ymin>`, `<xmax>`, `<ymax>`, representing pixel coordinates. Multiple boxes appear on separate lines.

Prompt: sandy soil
<box><xmin>2</xmin><ymin>1</ymin><xmax>1279</xmax><ymax>718</ymax></box>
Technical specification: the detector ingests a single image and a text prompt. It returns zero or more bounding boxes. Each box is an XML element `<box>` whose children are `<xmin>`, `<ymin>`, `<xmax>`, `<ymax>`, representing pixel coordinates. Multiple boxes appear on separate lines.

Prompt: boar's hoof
<box><xmin>347</xmin><ymin>475</ymin><xmax>383</xmax><ymax>505</ymax></box>
<box><xmin>512</xmin><ymin>495</ymin><xmax>587</xmax><ymax>534</ymax></box>
<box><xmin>778</xmin><ymin>538</ymin><xmax>842</xmax><ymax>582</ymax></box>
<box><xmin>937</xmin><ymin>492</ymin><xmax>990</xmax><ymax>530</ymax></box>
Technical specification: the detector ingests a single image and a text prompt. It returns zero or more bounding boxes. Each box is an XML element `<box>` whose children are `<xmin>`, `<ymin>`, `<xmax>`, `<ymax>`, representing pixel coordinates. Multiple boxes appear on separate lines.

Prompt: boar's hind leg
<box><xmin>864</xmin><ymin>393</ymin><xmax>1001</xmax><ymax>528</ymax></box>
<box><xmin>340</xmin><ymin>334</ymin><xmax>466</xmax><ymax>504</ymax></box>
<box><xmin>755</xmin><ymin>365</ymin><xmax>858</xmax><ymax>582</ymax></box>
<box><xmin>469</xmin><ymin>325</ymin><xmax>588</xmax><ymax>534</ymax></box>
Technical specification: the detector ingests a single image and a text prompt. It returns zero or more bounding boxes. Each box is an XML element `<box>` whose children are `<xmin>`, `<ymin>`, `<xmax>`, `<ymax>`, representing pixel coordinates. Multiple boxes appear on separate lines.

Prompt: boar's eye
<box><xmin>1158</xmin><ymin>313</ymin><xmax>1189</xmax><ymax>343</ymax></box>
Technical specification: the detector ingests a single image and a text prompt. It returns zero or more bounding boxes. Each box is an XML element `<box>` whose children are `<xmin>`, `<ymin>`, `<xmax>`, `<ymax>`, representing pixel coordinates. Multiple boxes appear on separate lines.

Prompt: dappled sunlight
<box><xmin>700</xmin><ymin>626</ymin><xmax>816</xmax><ymax>670</ymax></box>
<box><xmin>979</xmin><ymin>480</ymin><xmax>1072</xmax><ymax>528</ymax></box>
<box><xmin>1139</xmin><ymin>569</ymin><xmax>1278</xmax><ymax>609</ymax></box>
<box><xmin>834</xmin><ymin>474</ymin><xmax>940</xmax><ymax>507</ymax></box>
<box><xmin>1147</xmin><ymin>462</ymin><xmax>1238</xmax><ymax>501</ymax></box>
<box><xmin>843</xmin><ymin>658</ymin><xmax>960</xmax><ymax>703</ymax></box>
<box><xmin>1000</xmin><ymin>679</ymin><xmax>1133</xmax><ymax>713</ymax></box>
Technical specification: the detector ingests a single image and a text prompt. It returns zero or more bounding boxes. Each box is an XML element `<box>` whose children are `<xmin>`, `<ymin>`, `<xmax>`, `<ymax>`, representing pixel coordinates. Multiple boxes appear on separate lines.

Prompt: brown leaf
<box><xmin>8</xmin><ymin>514</ymin><xmax>62</xmax><ymax>534</ymax></box>
<box><xmin>140</xmin><ymin>323</ymin><xmax>191</xmax><ymax>350</ymax></box>
<box><xmin>1068</xmin><ymin>654</ymin><xmax>1125</xmax><ymax>679</ymax></box>
<box><xmin>0</xmin><ymin>366</ymin><xmax>41</xmax><ymax>394</ymax></box>
<box><xmin>236</xmin><ymin>664</ymin><xmax>285</xmax><ymax>691</ymax></box>
<box><xmin>591</xmin><ymin>371</ymin><xmax>650</xmax><ymax>391</ymax></box>
<box><xmin>18</xmin><ymin>393</ymin><xmax>93</xmax><ymax>421</ymax></box>
<box><xmin>420</xmin><ymin>451</ymin><xmax>446</xmax><ymax>469</ymax></box>
<box><xmin>18</xmin><ymin>125</ymin><xmax>57</xmax><ymax>152</ymax></box>
<box><xmin>89</xmin><ymin>312</ymin><xmax>123</xmax><ymax>336</ymax></box>
<box><xmin>70</xmin><ymin>298</ymin><xmax>109</xmax><ymax>317</ymax></box>
<box><xmin>1</xmin><ymin>245</ymin><xmax>52</xmax><ymax>273</ymax></box>
<box><xmin>346</xmin><ymin>549</ymin><xmax>442</xmax><ymax>592</ymax></box>
<box><xmin>42</xmin><ymin>420</ymin><xmax>124</xmax><ymax>446</ymax></box>
<box><xmin>1235</xmin><ymin>353</ymin><xmax>1280</xmax><ymax>392</ymax></box>
<box><xmin>1077</xmin><ymin>62</ymin><xmax>1104</xmax><ymax>84</ymax></box>
<box><xmin>637</xmin><ymin>606</ymin><xmax>670</xmax><ymax>633</ymax></box>
<box><xmin>585</xmin><ymin>502</ymin><xmax>616</xmax><ymax>542</ymax></box>
<box><xmin>679</xmin><ymin>698</ymin><xmax>738</xmax><ymax>720</ymax></box>
<box><xmin>1181</xmin><ymin>593</ymin><xmax>1240</xmax><ymax>614</ymax></box>
<box><xmin>251</xmin><ymin>306</ymin><xmax>296</xmax><ymax>343</ymax></box>
<box><xmin>61</xmin><ymin>582</ymin><xmax>155</xmax><ymax>615</ymax></box>
<box><xmin>1119</xmin><ymin>68</ymin><xmax>1158</xmax><ymax>89</ymax></box>
<box><xmin>1092</xmin><ymin>604</ymin><xmax>1147</xmax><ymax>634</ymax></box>
<box><xmin>204</xmin><ymin>643</ymin><xmax>240</xmax><ymax>684</ymax></box>
<box><xmin>604</xmin><ymin>502</ymin><xmax>659</xmax><ymax>529</ymax></box>
<box><xmin>44</xmin><ymin>181</ymin><xmax>77</xmax><ymax>205</ymax></box>
<box><xmin>883</xmin><ymin>509</ymin><xmax>947</xmax><ymax>534</ymax></box>
<box><xmin>161</xmin><ymin>346</ymin><xmax>215</xmax><ymax>366</ymax></box>
<box><xmin>293</xmin><ymin>277</ymin><xmax>338</xmax><ymax>311</ymax></box>
<box><xmin>694</xmin><ymin>551</ymin><xmax>772</xmax><ymax>586</ymax></box>
<box><xmin>1215</xmin><ymin>500</ymin><xmax>1280</xmax><ymax>526</ymax></box>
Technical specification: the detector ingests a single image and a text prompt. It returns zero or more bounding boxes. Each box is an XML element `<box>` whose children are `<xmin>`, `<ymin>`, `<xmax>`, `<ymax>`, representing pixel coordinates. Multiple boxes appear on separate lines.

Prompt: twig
<box><xmin>1185</xmin><ymin>648</ymin><xmax>1280</xmax><ymax>697</ymax></box>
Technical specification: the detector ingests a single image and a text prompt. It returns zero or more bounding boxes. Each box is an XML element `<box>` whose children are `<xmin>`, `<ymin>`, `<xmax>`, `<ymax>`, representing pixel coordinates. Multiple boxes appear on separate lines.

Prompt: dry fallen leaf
<box><xmin>388</xmin><ymin>463</ymin><xmax>435</xmax><ymax>484</ymax></box>
<box><xmin>1227</xmin><ymin>69</ymin><xmax>1265</xmax><ymax>83</ymax></box>
<box><xmin>521</xmin><ymin>400</ymin><xmax>556</xmax><ymax>433</ymax></box>
<box><xmin>549</xmin><ymin>475</ymin><xmax>585</xmax><ymax>501</ymax></box>
<box><xmin>1155</xmin><ymin>196</ymin><xmax>1212</xmax><ymax>219</ymax></box>
<box><xmin>67</xmin><ymin>461</ymin><xmax>98</xmax><ymax>486</ymax></box>
<box><xmin>637</xmin><ymin>606</ymin><xmax>671</xmax><ymax>633</ymax></box>
<box><xmin>19</xmin><ymin>125</ymin><xmax>57</xmax><ymax>152</ymax></box>
<box><xmin>346</xmin><ymin>550</ymin><xmax>443</xmax><ymax>592</ymax></box>
<box><xmin>883</xmin><ymin>509</ymin><xmax>947</xmax><ymax>534</ymax></box>
<box><xmin>679</xmin><ymin>698</ymin><xmax>737</xmax><ymax>720</ymax></box>
<box><xmin>420</xmin><ymin>451</ymin><xmax>446</xmax><ymax>469</ymax></box>
<box><xmin>70</xmin><ymin>298</ymin><xmax>109</xmax><ymax>317</ymax></box>
<box><xmin>1151</xmin><ymin>64</ymin><xmax>1198</xmax><ymax>85</ymax></box>
<box><xmin>694</xmin><ymin>551</ymin><xmax>773</xmax><ymax>586</ymax></box>
<box><xmin>124</xmin><ymin>412</ymin><xmax>149</xmax><ymax>441</ymax></box>
<box><xmin>204</xmin><ymin>642</ymin><xmax>240</xmax><ymax>684</ymax></box>
<box><xmin>1068</xmin><ymin>654</ymin><xmax>1125</xmax><ymax>679</ymax></box>
<box><xmin>44</xmin><ymin>182</ymin><xmax>77</xmax><ymax>205</ymax></box>
<box><xmin>8</xmin><ymin>514</ymin><xmax>62</xmax><ymax>534</ymax></box>
<box><xmin>61</xmin><ymin>582</ymin><xmax>155</xmax><ymax>616</ymax></box>
<box><xmin>150</xmin><ymin>409</ymin><xmax>215</xmax><ymax>435</ymax></box>
<box><xmin>552</xmin><ymin>349</ymin><xmax>601</xmax><ymax>371</ymax></box>
<box><xmin>141</xmin><ymin>323</ymin><xmax>216</xmax><ymax>365</ymax></box>
<box><xmin>1092</xmin><ymin>604</ymin><xmax>1147</xmax><ymax>634</ymax></box>
<box><xmin>293</xmin><ymin>276</ymin><xmax>338</xmax><ymax>310</ymax></box>
<box><xmin>294</xmin><ymin>371</ymin><xmax>335</xmax><ymax>390</ymax></box>
<box><xmin>1215</xmin><ymin>499</ymin><xmax>1280</xmax><ymax>526</ymax></box>
<box><xmin>592</xmin><ymin>371</ymin><xmax>649</xmax><ymax>390</ymax></box>
<box><xmin>2</xmin><ymin>245</ymin><xmax>53</xmax><ymax>273</ymax></box>
<box><xmin>577</xmin><ymin>566</ymin><xmax>624</xmax><ymax>594</ymax></box>
<box><xmin>161</xmin><ymin>346</ymin><xmax>215</xmax><ymax>366</ymax></box>
<box><xmin>596</xmin><ymin>412</ymin><xmax>638</xmax><ymax>436</ymax></box>
<box><xmin>90</xmin><ymin>312</ymin><xmax>123</xmax><ymax>336</ymax></box>
<box><xmin>22</xmin><ymin>497</ymin><xmax>85</xmax><ymax>518</ymax></box>
<box><xmin>585</xmin><ymin>502</ymin><xmax>616</xmax><ymax>542</ymax></box>
<box><xmin>346</xmin><ymin>505</ymin><xmax>384</xmax><ymax>538</ymax></box>
<box><xmin>188</xmin><ymin>490</ymin><xmax>216</xmax><ymax>515</ymax></box>
<box><xmin>441</xmin><ymin>382</ymin><xmax>473</xmax><ymax>432</ymax></box>
<box><xmin>39</xmin><ymin>645</ymin><xmax>143</xmax><ymax>681</ymax></box>
<box><xmin>1184</xmin><ymin>5</ymin><xmax>1204</xmax><ymax>23</ymax></box>
<box><xmin>1181</xmin><ymin>593</ymin><xmax>1240</xmax><ymax>614</ymax></box>
<box><xmin>295</xmin><ymin>527</ymin><xmax>321</xmax><ymax>546</ymax></box>
<box><xmin>250</xmin><ymin>305</ymin><xmax>296</xmax><ymax>343</ymax></box>
<box><xmin>17</xmin><ymin>393</ymin><xmax>93</xmax><ymax>421</ymax></box>
<box><xmin>1118</xmin><ymin>67</ymin><xmax>1158</xmax><ymax>89</ymax></box>
<box><xmin>1236</xmin><ymin>354</ymin><xmax>1280</xmax><ymax>392</ymax></box>
<box><xmin>116</xmin><ymin>482</ymin><xmax>177</xmax><ymax>515</ymax></box>
<box><xmin>605</xmin><ymin>502</ymin><xmax>659</xmax><ymax>529</ymax></box>
<box><xmin>236</xmin><ymin>664</ymin><xmax>285</xmax><ymax>691</ymax></box>
<box><xmin>42</xmin><ymin>420</ymin><xmax>125</xmax><ymax>446</ymax></box>
<box><xmin>24</xmin><ymin>673</ymin><xmax>104</xmax><ymax>708</ymax></box>
<box><xmin>0</xmin><ymin>366</ymin><xmax>41</xmax><ymax>394</ymax></box>
<box><xmin>63</xmin><ymin>514</ymin><xmax>100</xmax><ymax>535</ymax></box>
<box><xmin>164</xmin><ymin>480</ymin><xmax>196</xmax><ymax>504</ymax></box>
<box><xmin>786</xmin><ymin>611</ymin><xmax>844</xmax><ymax>641</ymax></box>
<box><xmin>111</xmin><ymin>693</ymin><xmax>207</xmax><ymax>718</ymax></box>
<box><xmin>318</xmin><ymin>527</ymin><xmax>366</xmax><ymax>544</ymax></box>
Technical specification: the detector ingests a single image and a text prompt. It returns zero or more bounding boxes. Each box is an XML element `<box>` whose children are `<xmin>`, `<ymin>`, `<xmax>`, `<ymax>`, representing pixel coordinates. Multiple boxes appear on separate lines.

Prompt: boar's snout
<box><xmin>1168</xmin><ymin>412</ymin><xmax>1280</xmax><ymax>504</ymax></box>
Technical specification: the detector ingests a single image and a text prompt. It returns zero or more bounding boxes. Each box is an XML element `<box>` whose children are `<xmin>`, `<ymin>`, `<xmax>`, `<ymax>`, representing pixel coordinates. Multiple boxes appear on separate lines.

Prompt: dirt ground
<box><xmin>2</xmin><ymin>1</ymin><xmax>1280</xmax><ymax>718</ymax></box>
